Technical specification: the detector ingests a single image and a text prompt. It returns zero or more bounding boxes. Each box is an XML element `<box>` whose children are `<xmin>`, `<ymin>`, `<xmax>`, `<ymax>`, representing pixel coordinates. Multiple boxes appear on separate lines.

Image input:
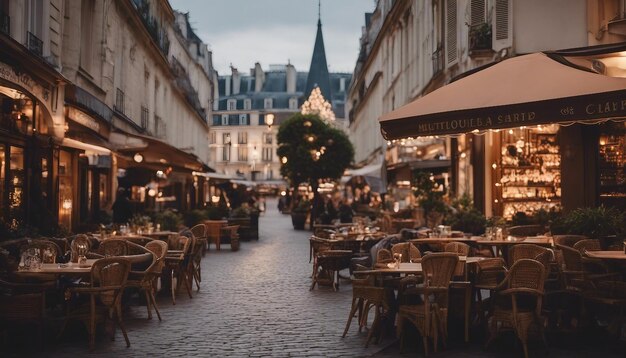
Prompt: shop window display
<box><xmin>496</xmin><ymin>125</ymin><xmax>561</xmax><ymax>218</ymax></box>
<box><xmin>598</xmin><ymin>122</ymin><xmax>626</xmax><ymax>209</ymax></box>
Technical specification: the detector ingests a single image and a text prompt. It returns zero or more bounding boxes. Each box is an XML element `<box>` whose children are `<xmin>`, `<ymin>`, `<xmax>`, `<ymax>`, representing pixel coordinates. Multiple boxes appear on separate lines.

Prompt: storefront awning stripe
<box><xmin>61</xmin><ymin>137</ymin><xmax>111</xmax><ymax>155</ymax></box>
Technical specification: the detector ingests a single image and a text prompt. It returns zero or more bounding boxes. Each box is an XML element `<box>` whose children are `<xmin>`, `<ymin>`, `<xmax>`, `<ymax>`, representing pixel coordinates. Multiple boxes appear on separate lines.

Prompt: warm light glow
<box><xmin>148</xmin><ymin>189</ymin><xmax>157</xmax><ymax>197</ymax></box>
<box><xmin>492</xmin><ymin>163</ymin><xmax>497</xmax><ymax>169</ymax></box>
<box><xmin>300</xmin><ymin>87</ymin><xmax>335</xmax><ymax>123</ymax></box>
<box><xmin>266</xmin><ymin>113</ymin><xmax>274</xmax><ymax>128</ymax></box>
<box><xmin>211</xmin><ymin>195</ymin><xmax>220</xmax><ymax>203</ymax></box>
<box><xmin>508</xmin><ymin>129</ymin><xmax>514</xmax><ymax>134</ymax></box>
<box><xmin>306</xmin><ymin>135</ymin><xmax>315</xmax><ymax>143</ymax></box>
<box><xmin>460</xmin><ymin>152</ymin><xmax>466</xmax><ymax>158</ymax></box>
<box><xmin>280</xmin><ymin>190</ymin><xmax>287</xmax><ymax>196</ymax></box>
<box><xmin>133</xmin><ymin>153</ymin><xmax>144</xmax><ymax>163</ymax></box>
<box><xmin>281</xmin><ymin>156</ymin><xmax>288</xmax><ymax>164</ymax></box>
<box><xmin>62</xmin><ymin>199</ymin><xmax>72</xmax><ymax>210</ymax></box>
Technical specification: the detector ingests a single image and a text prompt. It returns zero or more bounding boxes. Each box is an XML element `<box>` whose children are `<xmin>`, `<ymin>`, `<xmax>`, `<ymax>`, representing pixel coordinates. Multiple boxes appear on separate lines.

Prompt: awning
<box><xmin>61</xmin><ymin>137</ymin><xmax>111</xmax><ymax>155</ymax></box>
<box><xmin>110</xmin><ymin>130</ymin><xmax>210</xmax><ymax>172</ymax></box>
<box><xmin>380</xmin><ymin>43</ymin><xmax>626</xmax><ymax>140</ymax></box>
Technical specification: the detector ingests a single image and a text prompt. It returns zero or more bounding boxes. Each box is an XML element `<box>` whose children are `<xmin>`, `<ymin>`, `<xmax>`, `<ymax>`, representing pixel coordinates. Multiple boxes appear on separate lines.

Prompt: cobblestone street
<box><xmin>8</xmin><ymin>199</ymin><xmax>387</xmax><ymax>357</ymax></box>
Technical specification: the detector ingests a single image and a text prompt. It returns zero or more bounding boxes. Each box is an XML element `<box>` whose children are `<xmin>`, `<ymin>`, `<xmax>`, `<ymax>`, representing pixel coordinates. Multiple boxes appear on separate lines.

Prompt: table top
<box><xmin>584</xmin><ymin>250</ymin><xmax>626</xmax><ymax>260</ymax></box>
<box><xmin>474</xmin><ymin>236</ymin><xmax>552</xmax><ymax>246</ymax></box>
<box><xmin>410</xmin><ymin>237</ymin><xmax>478</xmax><ymax>244</ymax></box>
<box><xmin>16</xmin><ymin>259</ymin><xmax>98</xmax><ymax>275</ymax></box>
<box><xmin>360</xmin><ymin>256</ymin><xmax>485</xmax><ymax>274</ymax></box>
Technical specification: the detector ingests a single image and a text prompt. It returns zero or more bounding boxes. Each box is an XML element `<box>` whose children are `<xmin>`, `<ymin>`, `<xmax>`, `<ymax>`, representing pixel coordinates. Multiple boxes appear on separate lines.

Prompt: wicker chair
<box><xmin>70</xmin><ymin>234</ymin><xmax>100</xmax><ymax>263</ymax></box>
<box><xmin>309</xmin><ymin>236</ymin><xmax>332</xmax><ymax>277</ymax></box>
<box><xmin>507</xmin><ymin>244</ymin><xmax>552</xmax><ymax>268</ymax></box>
<box><xmin>98</xmin><ymin>239</ymin><xmax>129</xmax><ymax>257</ymax></box>
<box><xmin>60</xmin><ymin>258</ymin><xmax>131</xmax><ymax>351</ymax></box>
<box><xmin>474</xmin><ymin>257</ymin><xmax>508</xmax><ymax>326</ymax></box>
<box><xmin>190</xmin><ymin>223</ymin><xmax>208</xmax><ymax>255</ymax></box>
<box><xmin>205</xmin><ymin>220</ymin><xmax>227</xmax><ymax>251</ymax></box>
<box><xmin>397</xmin><ymin>253</ymin><xmax>459</xmax><ymax>355</ymax></box>
<box><xmin>444</xmin><ymin>242</ymin><xmax>471</xmax><ymax>279</ymax></box>
<box><xmin>126</xmin><ymin>241</ymin><xmax>168</xmax><ymax>321</ymax></box>
<box><xmin>556</xmin><ymin>244</ymin><xmax>618</xmax><ymax>291</ymax></box>
<box><xmin>486</xmin><ymin>259</ymin><xmax>547</xmax><ymax>358</ymax></box>
<box><xmin>507</xmin><ymin>225</ymin><xmax>546</xmax><ymax>237</ymax></box>
<box><xmin>310</xmin><ymin>250</ymin><xmax>352</xmax><ymax>291</ymax></box>
<box><xmin>19</xmin><ymin>239</ymin><xmax>61</xmax><ymax>264</ymax></box>
<box><xmin>391</xmin><ymin>242</ymin><xmax>422</xmax><ymax>262</ymax></box>
<box><xmin>187</xmin><ymin>232</ymin><xmax>204</xmax><ymax>291</ymax></box>
<box><xmin>222</xmin><ymin>225</ymin><xmax>240</xmax><ymax>251</ymax></box>
<box><xmin>124</xmin><ymin>236</ymin><xmax>154</xmax><ymax>247</ymax></box>
<box><xmin>584</xmin><ymin>280</ymin><xmax>626</xmax><ymax>337</ymax></box>
<box><xmin>573</xmin><ymin>239</ymin><xmax>602</xmax><ymax>253</ymax></box>
<box><xmin>552</xmin><ymin>235</ymin><xmax>586</xmax><ymax>248</ymax></box>
<box><xmin>164</xmin><ymin>235</ymin><xmax>193</xmax><ymax>304</ymax></box>
<box><xmin>342</xmin><ymin>265</ymin><xmax>395</xmax><ymax>347</ymax></box>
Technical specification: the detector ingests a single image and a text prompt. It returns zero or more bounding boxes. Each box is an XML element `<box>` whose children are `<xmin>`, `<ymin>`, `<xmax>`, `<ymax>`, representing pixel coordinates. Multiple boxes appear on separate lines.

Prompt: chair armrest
<box><xmin>499</xmin><ymin>287</ymin><xmax>544</xmax><ymax>296</ymax></box>
<box><xmin>70</xmin><ymin>285</ymin><xmax>124</xmax><ymax>294</ymax></box>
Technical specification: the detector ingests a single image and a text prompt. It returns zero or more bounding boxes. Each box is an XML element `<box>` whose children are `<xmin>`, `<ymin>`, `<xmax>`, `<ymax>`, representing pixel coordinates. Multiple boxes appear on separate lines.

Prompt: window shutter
<box><xmin>495</xmin><ymin>0</ymin><xmax>509</xmax><ymax>40</ymax></box>
<box><xmin>470</xmin><ymin>0</ymin><xmax>486</xmax><ymax>26</ymax></box>
<box><xmin>446</xmin><ymin>0</ymin><xmax>458</xmax><ymax>64</ymax></box>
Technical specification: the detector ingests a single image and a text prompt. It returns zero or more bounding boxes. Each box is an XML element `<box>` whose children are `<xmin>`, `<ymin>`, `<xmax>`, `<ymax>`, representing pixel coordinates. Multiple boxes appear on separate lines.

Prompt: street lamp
<box><xmin>265</xmin><ymin>113</ymin><xmax>274</xmax><ymax>129</ymax></box>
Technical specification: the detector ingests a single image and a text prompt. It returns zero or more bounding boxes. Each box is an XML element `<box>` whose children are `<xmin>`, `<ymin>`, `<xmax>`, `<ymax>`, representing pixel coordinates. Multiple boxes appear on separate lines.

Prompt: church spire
<box><xmin>305</xmin><ymin>0</ymin><xmax>332</xmax><ymax>102</ymax></box>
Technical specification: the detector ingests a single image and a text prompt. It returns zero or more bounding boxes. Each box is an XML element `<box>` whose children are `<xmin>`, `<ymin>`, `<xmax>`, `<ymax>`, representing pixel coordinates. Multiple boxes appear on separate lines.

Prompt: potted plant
<box><xmin>413</xmin><ymin>171</ymin><xmax>449</xmax><ymax>228</ymax></box>
<box><xmin>291</xmin><ymin>199</ymin><xmax>310</xmax><ymax>230</ymax></box>
<box><xmin>155</xmin><ymin>209</ymin><xmax>183</xmax><ymax>232</ymax></box>
<box><xmin>445</xmin><ymin>194</ymin><xmax>487</xmax><ymax>235</ymax></box>
<box><xmin>228</xmin><ymin>204</ymin><xmax>259</xmax><ymax>241</ymax></box>
<box><xmin>555</xmin><ymin>205</ymin><xmax>625</xmax><ymax>249</ymax></box>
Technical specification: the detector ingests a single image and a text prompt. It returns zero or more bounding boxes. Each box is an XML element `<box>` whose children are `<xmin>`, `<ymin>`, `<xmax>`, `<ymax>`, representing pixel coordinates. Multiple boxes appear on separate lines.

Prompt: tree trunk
<box><xmin>310</xmin><ymin>181</ymin><xmax>320</xmax><ymax>231</ymax></box>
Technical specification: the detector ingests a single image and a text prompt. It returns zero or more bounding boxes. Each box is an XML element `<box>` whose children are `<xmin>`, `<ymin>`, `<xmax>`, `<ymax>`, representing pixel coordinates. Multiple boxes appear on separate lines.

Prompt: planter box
<box><xmin>291</xmin><ymin>212</ymin><xmax>308</xmax><ymax>230</ymax></box>
<box><xmin>227</xmin><ymin>215</ymin><xmax>259</xmax><ymax>241</ymax></box>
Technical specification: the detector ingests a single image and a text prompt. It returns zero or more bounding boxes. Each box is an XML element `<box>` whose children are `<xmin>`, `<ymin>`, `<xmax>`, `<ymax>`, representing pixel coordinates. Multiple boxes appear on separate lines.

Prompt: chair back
<box><xmin>421</xmin><ymin>252</ymin><xmax>459</xmax><ymax>288</ymax></box>
<box><xmin>310</xmin><ymin>236</ymin><xmax>332</xmax><ymax>257</ymax></box>
<box><xmin>573</xmin><ymin>239</ymin><xmax>601</xmax><ymax>253</ymax></box>
<box><xmin>553</xmin><ymin>235</ymin><xmax>587</xmax><ymax>248</ymax></box>
<box><xmin>205</xmin><ymin>220</ymin><xmax>226</xmax><ymax>240</ymax></box>
<box><xmin>20</xmin><ymin>239</ymin><xmax>60</xmax><ymax>264</ymax></box>
<box><xmin>91</xmin><ymin>257</ymin><xmax>131</xmax><ymax>308</ymax></box>
<box><xmin>507</xmin><ymin>258</ymin><xmax>546</xmax><ymax>293</ymax></box>
<box><xmin>556</xmin><ymin>244</ymin><xmax>583</xmax><ymax>272</ymax></box>
<box><xmin>391</xmin><ymin>242</ymin><xmax>421</xmax><ymax>262</ymax></box>
<box><xmin>124</xmin><ymin>236</ymin><xmax>154</xmax><ymax>247</ymax></box>
<box><xmin>382</xmin><ymin>214</ymin><xmax>393</xmax><ymax>233</ymax></box>
<box><xmin>99</xmin><ymin>239</ymin><xmax>129</xmax><ymax>257</ymax></box>
<box><xmin>507</xmin><ymin>225</ymin><xmax>546</xmax><ymax>237</ymax></box>
<box><xmin>376</xmin><ymin>248</ymin><xmax>393</xmax><ymax>266</ymax></box>
<box><xmin>145</xmin><ymin>240</ymin><xmax>168</xmax><ymax>274</ymax></box>
<box><xmin>70</xmin><ymin>234</ymin><xmax>91</xmax><ymax>263</ymax></box>
<box><xmin>444</xmin><ymin>242</ymin><xmax>470</xmax><ymax>255</ymax></box>
<box><xmin>190</xmin><ymin>224</ymin><xmax>207</xmax><ymax>239</ymax></box>
<box><xmin>507</xmin><ymin>244</ymin><xmax>552</xmax><ymax>268</ymax></box>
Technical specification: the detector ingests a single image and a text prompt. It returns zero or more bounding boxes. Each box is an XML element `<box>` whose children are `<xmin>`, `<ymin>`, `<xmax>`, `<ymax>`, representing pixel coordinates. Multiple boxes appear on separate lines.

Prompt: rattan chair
<box><xmin>552</xmin><ymin>235</ymin><xmax>587</xmax><ymax>248</ymax></box>
<box><xmin>444</xmin><ymin>242</ymin><xmax>471</xmax><ymax>279</ymax></box>
<box><xmin>222</xmin><ymin>225</ymin><xmax>240</xmax><ymax>251</ymax></box>
<box><xmin>391</xmin><ymin>242</ymin><xmax>422</xmax><ymax>262</ymax></box>
<box><xmin>310</xmin><ymin>236</ymin><xmax>332</xmax><ymax>277</ymax></box>
<box><xmin>98</xmin><ymin>238</ymin><xmax>129</xmax><ymax>257</ymax></box>
<box><xmin>486</xmin><ymin>259</ymin><xmax>547</xmax><ymax>358</ymax></box>
<box><xmin>342</xmin><ymin>265</ymin><xmax>395</xmax><ymax>347</ymax></box>
<box><xmin>557</xmin><ymin>244</ymin><xmax>618</xmax><ymax>291</ymax></box>
<box><xmin>20</xmin><ymin>239</ymin><xmax>61</xmax><ymax>264</ymax></box>
<box><xmin>126</xmin><ymin>241</ymin><xmax>168</xmax><ymax>321</ymax></box>
<box><xmin>124</xmin><ymin>236</ymin><xmax>154</xmax><ymax>247</ymax></box>
<box><xmin>397</xmin><ymin>252</ymin><xmax>459</xmax><ymax>355</ymax></box>
<box><xmin>573</xmin><ymin>239</ymin><xmax>602</xmax><ymax>253</ymax></box>
<box><xmin>507</xmin><ymin>244</ymin><xmax>552</xmax><ymax>268</ymax></box>
<box><xmin>190</xmin><ymin>223</ymin><xmax>208</xmax><ymax>255</ymax></box>
<box><xmin>187</xmin><ymin>233</ymin><xmax>204</xmax><ymax>291</ymax></box>
<box><xmin>474</xmin><ymin>257</ymin><xmax>508</xmax><ymax>325</ymax></box>
<box><xmin>164</xmin><ymin>235</ymin><xmax>193</xmax><ymax>304</ymax></box>
<box><xmin>59</xmin><ymin>258</ymin><xmax>131</xmax><ymax>351</ymax></box>
<box><xmin>507</xmin><ymin>225</ymin><xmax>546</xmax><ymax>237</ymax></box>
<box><xmin>310</xmin><ymin>250</ymin><xmax>352</xmax><ymax>291</ymax></box>
<box><xmin>205</xmin><ymin>220</ymin><xmax>227</xmax><ymax>251</ymax></box>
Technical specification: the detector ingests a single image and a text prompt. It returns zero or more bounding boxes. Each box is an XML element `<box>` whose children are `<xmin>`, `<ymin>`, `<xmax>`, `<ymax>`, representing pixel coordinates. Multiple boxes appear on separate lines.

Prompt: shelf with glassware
<box><xmin>496</xmin><ymin>127</ymin><xmax>562</xmax><ymax>219</ymax></box>
<box><xmin>598</xmin><ymin>126</ymin><xmax>626</xmax><ymax>204</ymax></box>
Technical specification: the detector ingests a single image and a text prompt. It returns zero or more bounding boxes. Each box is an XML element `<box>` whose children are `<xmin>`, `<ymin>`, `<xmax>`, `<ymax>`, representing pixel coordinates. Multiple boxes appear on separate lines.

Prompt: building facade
<box><xmin>0</xmin><ymin>0</ymin><xmax>215</xmax><ymax>234</ymax></box>
<box><xmin>348</xmin><ymin>0</ymin><xmax>626</xmax><ymax>216</ymax></box>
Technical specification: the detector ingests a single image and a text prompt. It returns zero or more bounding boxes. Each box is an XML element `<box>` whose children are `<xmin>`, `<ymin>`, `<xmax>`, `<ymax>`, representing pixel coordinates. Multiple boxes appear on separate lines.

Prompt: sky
<box><xmin>169</xmin><ymin>0</ymin><xmax>377</xmax><ymax>75</ymax></box>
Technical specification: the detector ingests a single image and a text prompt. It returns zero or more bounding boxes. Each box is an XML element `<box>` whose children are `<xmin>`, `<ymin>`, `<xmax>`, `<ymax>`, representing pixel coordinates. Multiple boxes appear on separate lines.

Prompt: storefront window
<box><xmin>598</xmin><ymin>122</ymin><xmax>626</xmax><ymax>209</ymax></box>
<box><xmin>8</xmin><ymin>146</ymin><xmax>24</xmax><ymax>228</ymax></box>
<box><xmin>0</xmin><ymin>144</ymin><xmax>4</xmax><ymax>219</ymax></box>
<box><xmin>0</xmin><ymin>92</ymin><xmax>34</xmax><ymax>136</ymax></box>
<box><xmin>495</xmin><ymin>125</ymin><xmax>561</xmax><ymax>219</ymax></box>
<box><xmin>58</xmin><ymin>150</ymin><xmax>74</xmax><ymax>231</ymax></box>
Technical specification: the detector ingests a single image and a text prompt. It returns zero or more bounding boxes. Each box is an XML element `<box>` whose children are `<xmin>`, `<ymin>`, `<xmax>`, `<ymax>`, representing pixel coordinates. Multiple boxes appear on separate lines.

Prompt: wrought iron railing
<box><xmin>115</xmin><ymin>88</ymin><xmax>125</xmax><ymax>114</ymax></box>
<box><xmin>432</xmin><ymin>46</ymin><xmax>444</xmax><ymax>76</ymax></box>
<box><xmin>27</xmin><ymin>31</ymin><xmax>43</xmax><ymax>57</ymax></box>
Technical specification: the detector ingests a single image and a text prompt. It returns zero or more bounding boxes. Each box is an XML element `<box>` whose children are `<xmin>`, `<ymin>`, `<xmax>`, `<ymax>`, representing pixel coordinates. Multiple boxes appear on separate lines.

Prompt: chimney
<box><xmin>254</xmin><ymin>62</ymin><xmax>265</xmax><ymax>92</ymax></box>
<box><xmin>286</xmin><ymin>62</ymin><xmax>296</xmax><ymax>94</ymax></box>
<box><xmin>231</xmin><ymin>66</ymin><xmax>240</xmax><ymax>95</ymax></box>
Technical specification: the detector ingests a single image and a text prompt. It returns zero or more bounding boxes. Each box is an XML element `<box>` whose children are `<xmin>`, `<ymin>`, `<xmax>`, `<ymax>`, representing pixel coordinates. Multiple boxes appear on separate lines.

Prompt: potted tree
<box><xmin>554</xmin><ymin>205</ymin><xmax>625</xmax><ymax>249</ymax></box>
<box><xmin>290</xmin><ymin>199</ymin><xmax>310</xmax><ymax>230</ymax></box>
<box><xmin>445</xmin><ymin>193</ymin><xmax>487</xmax><ymax>235</ymax></box>
<box><xmin>228</xmin><ymin>204</ymin><xmax>259</xmax><ymax>240</ymax></box>
<box><xmin>277</xmin><ymin>112</ymin><xmax>354</xmax><ymax>230</ymax></box>
<box><xmin>413</xmin><ymin>170</ymin><xmax>448</xmax><ymax>228</ymax></box>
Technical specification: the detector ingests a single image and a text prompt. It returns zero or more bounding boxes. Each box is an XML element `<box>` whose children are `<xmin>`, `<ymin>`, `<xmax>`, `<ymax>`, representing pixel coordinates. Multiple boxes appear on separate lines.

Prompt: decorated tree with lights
<box><xmin>277</xmin><ymin>113</ymin><xmax>353</xmax><ymax>228</ymax></box>
<box><xmin>301</xmin><ymin>86</ymin><xmax>336</xmax><ymax>124</ymax></box>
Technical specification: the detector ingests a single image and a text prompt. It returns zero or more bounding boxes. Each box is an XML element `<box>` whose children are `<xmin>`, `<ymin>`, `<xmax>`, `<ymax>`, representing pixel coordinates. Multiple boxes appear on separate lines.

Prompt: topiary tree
<box><xmin>277</xmin><ymin>113</ymin><xmax>353</xmax><ymax>226</ymax></box>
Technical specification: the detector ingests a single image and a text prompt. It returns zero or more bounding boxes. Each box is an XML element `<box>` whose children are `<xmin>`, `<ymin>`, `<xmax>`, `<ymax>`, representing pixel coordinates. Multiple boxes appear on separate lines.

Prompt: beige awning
<box><xmin>380</xmin><ymin>45</ymin><xmax>626</xmax><ymax>140</ymax></box>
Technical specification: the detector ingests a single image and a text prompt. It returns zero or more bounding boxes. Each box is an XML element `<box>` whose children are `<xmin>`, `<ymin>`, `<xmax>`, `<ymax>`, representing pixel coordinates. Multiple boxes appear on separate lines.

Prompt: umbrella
<box><xmin>380</xmin><ymin>46</ymin><xmax>626</xmax><ymax>140</ymax></box>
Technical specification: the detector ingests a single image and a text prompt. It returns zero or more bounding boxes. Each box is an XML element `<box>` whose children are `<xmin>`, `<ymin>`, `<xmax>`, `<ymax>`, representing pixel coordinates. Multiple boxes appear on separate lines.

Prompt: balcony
<box><xmin>27</xmin><ymin>31</ymin><xmax>43</xmax><ymax>57</ymax></box>
<box><xmin>170</xmin><ymin>57</ymin><xmax>207</xmax><ymax>122</ymax></box>
<box><xmin>432</xmin><ymin>46</ymin><xmax>444</xmax><ymax>76</ymax></box>
<box><xmin>132</xmin><ymin>0</ymin><xmax>170</xmax><ymax>57</ymax></box>
<box><xmin>468</xmin><ymin>23</ymin><xmax>493</xmax><ymax>54</ymax></box>
<box><xmin>0</xmin><ymin>11</ymin><xmax>9</xmax><ymax>36</ymax></box>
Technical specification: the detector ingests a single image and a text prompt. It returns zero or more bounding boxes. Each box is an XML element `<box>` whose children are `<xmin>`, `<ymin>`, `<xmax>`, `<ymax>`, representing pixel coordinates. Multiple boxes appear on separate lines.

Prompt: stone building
<box><xmin>348</xmin><ymin>0</ymin><xmax>626</xmax><ymax>216</ymax></box>
<box><xmin>0</xmin><ymin>0</ymin><xmax>215</xmax><ymax>233</ymax></box>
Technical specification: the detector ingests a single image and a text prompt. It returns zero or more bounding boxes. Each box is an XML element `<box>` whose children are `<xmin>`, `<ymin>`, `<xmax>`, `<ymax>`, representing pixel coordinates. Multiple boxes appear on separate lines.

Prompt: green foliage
<box><xmin>130</xmin><ymin>214</ymin><xmax>152</xmax><ymax>227</ymax></box>
<box><xmin>206</xmin><ymin>206</ymin><xmax>229</xmax><ymax>220</ymax></box>
<box><xmin>292</xmin><ymin>199</ymin><xmax>311</xmax><ymax>213</ymax></box>
<box><xmin>277</xmin><ymin>114</ymin><xmax>354</xmax><ymax>187</ymax></box>
<box><xmin>554</xmin><ymin>205</ymin><xmax>624</xmax><ymax>239</ymax></box>
<box><xmin>412</xmin><ymin>170</ymin><xmax>447</xmax><ymax>216</ymax></box>
<box><xmin>155</xmin><ymin>209</ymin><xmax>183</xmax><ymax>232</ymax></box>
<box><xmin>445</xmin><ymin>193</ymin><xmax>487</xmax><ymax>235</ymax></box>
<box><xmin>486</xmin><ymin>216</ymin><xmax>507</xmax><ymax>227</ymax></box>
<box><xmin>184</xmin><ymin>209</ymin><xmax>209</xmax><ymax>227</ymax></box>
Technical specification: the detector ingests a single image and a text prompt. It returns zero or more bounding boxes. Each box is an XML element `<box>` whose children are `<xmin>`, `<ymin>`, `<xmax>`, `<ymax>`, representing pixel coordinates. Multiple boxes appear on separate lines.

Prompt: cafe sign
<box><xmin>0</xmin><ymin>61</ymin><xmax>51</xmax><ymax>110</ymax></box>
<box><xmin>380</xmin><ymin>89</ymin><xmax>626</xmax><ymax>139</ymax></box>
<box><xmin>67</xmin><ymin>107</ymin><xmax>111</xmax><ymax>138</ymax></box>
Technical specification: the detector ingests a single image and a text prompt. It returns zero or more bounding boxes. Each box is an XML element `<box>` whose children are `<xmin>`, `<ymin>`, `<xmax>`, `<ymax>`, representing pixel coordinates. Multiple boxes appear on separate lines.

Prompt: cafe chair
<box><xmin>205</xmin><ymin>220</ymin><xmax>227</xmax><ymax>251</ymax></box>
<box><xmin>126</xmin><ymin>240</ymin><xmax>168</xmax><ymax>321</ymax></box>
<box><xmin>124</xmin><ymin>236</ymin><xmax>154</xmax><ymax>247</ymax></box>
<box><xmin>20</xmin><ymin>239</ymin><xmax>61</xmax><ymax>264</ymax></box>
<box><xmin>310</xmin><ymin>236</ymin><xmax>332</xmax><ymax>277</ymax></box>
<box><xmin>187</xmin><ymin>233</ymin><xmax>205</xmax><ymax>291</ymax></box>
<box><xmin>391</xmin><ymin>242</ymin><xmax>422</xmax><ymax>262</ymax></box>
<box><xmin>164</xmin><ymin>235</ymin><xmax>193</xmax><ymax>304</ymax></box>
<box><xmin>573</xmin><ymin>239</ymin><xmax>602</xmax><ymax>253</ymax></box>
<box><xmin>486</xmin><ymin>259</ymin><xmax>547</xmax><ymax>358</ymax></box>
<box><xmin>98</xmin><ymin>238</ymin><xmax>129</xmax><ymax>257</ymax></box>
<box><xmin>552</xmin><ymin>235</ymin><xmax>587</xmax><ymax>248</ymax></box>
<box><xmin>584</xmin><ymin>280</ymin><xmax>626</xmax><ymax>337</ymax></box>
<box><xmin>507</xmin><ymin>244</ymin><xmax>552</xmax><ymax>268</ymax></box>
<box><xmin>397</xmin><ymin>253</ymin><xmax>458</xmax><ymax>356</ymax></box>
<box><xmin>59</xmin><ymin>257</ymin><xmax>131</xmax><ymax>351</ymax></box>
<box><xmin>222</xmin><ymin>225</ymin><xmax>240</xmax><ymax>251</ymax></box>
<box><xmin>310</xmin><ymin>250</ymin><xmax>352</xmax><ymax>291</ymax></box>
<box><xmin>557</xmin><ymin>244</ymin><xmax>619</xmax><ymax>291</ymax></box>
<box><xmin>342</xmin><ymin>265</ymin><xmax>395</xmax><ymax>347</ymax></box>
<box><xmin>474</xmin><ymin>257</ymin><xmax>508</xmax><ymax>326</ymax></box>
<box><xmin>190</xmin><ymin>223</ymin><xmax>208</xmax><ymax>256</ymax></box>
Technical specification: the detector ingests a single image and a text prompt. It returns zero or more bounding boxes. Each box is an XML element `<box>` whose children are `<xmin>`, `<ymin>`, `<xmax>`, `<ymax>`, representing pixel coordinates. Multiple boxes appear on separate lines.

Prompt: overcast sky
<box><xmin>169</xmin><ymin>0</ymin><xmax>376</xmax><ymax>75</ymax></box>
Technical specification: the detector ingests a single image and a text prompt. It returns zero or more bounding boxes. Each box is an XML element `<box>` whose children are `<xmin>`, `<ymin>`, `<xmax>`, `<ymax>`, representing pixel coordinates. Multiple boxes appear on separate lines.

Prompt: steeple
<box><xmin>305</xmin><ymin>0</ymin><xmax>332</xmax><ymax>102</ymax></box>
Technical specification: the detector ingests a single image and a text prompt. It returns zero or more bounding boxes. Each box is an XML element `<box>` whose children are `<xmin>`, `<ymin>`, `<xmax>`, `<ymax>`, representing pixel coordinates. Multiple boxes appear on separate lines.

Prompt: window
<box><xmin>154</xmin><ymin>115</ymin><xmax>166</xmax><ymax>138</ymax></box>
<box><xmin>239</xmin><ymin>114</ymin><xmax>248</xmax><ymax>125</ymax></box>
<box><xmin>222</xmin><ymin>146</ymin><xmax>230</xmax><ymax>162</ymax></box>
<box><xmin>115</xmin><ymin>88</ymin><xmax>125</xmax><ymax>114</ymax></box>
<box><xmin>262</xmin><ymin>147</ymin><xmax>273</xmax><ymax>162</ymax></box>
<box><xmin>141</xmin><ymin>106</ymin><xmax>149</xmax><ymax>130</ymax></box>
<box><xmin>223</xmin><ymin>133</ymin><xmax>231</xmax><ymax>145</ymax></box>
<box><xmin>238</xmin><ymin>146</ymin><xmax>248</xmax><ymax>162</ymax></box>
<box><xmin>237</xmin><ymin>132</ymin><xmax>247</xmax><ymax>144</ymax></box>
<box><xmin>209</xmin><ymin>132</ymin><xmax>216</xmax><ymax>144</ymax></box>
<box><xmin>263</xmin><ymin>133</ymin><xmax>272</xmax><ymax>145</ymax></box>
<box><xmin>227</xmin><ymin>99</ymin><xmax>237</xmax><ymax>111</ymax></box>
<box><xmin>80</xmin><ymin>0</ymin><xmax>95</xmax><ymax>70</ymax></box>
<box><xmin>289</xmin><ymin>97</ymin><xmax>298</xmax><ymax>110</ymax></box>
<box><xmin>244</xmin><ymin>99</ymin><xmax>252</xmax><ymax>110</ymax></box>
<box><xmin>221</xmin><ymin>114</ymin><xmax>228</xmax><ymax>126</ymax></box>
<box><xmin>264</xmin><ymin>98</ymin><xmax>273</xmax><ymax>109</ymax></box>
<box><xmin>495</xmin><ymin>0</ymin><xmax>510</xmax><ymax>40</ymax></box>
<box><xmin>446</xmin><ymin>0</ymin><xmax>458</xmax><ymax>64</ymax></box>
<box><xmin>267</xmin><ymin>169</ymin><xmax>273</xmax><ymax>180</ymax></box>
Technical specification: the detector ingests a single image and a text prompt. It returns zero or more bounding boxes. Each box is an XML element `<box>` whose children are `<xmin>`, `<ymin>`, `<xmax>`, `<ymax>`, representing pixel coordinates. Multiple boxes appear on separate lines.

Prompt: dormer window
<box><xmin>264</xmin><ymin>98</ymin><xmax>273</xmax><ymax>109</ymax></box>
<box><xmin>227</xmin><ymin>99</ymin><xmax>237</xmax><ymax>111</ymax></box>
<box><xmin>244</xmin><ymin>99</ymin><xmax>252</xmax><ymax>110</ymax></box>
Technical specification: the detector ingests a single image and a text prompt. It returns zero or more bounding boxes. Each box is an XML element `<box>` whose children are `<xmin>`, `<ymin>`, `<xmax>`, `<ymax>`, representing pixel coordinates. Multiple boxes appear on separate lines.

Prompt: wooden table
<box><xmin>144</xmin><ymin>231</ymin><xmax>179</xmax><ymax>241</ymax></box>
<box><xmin>584</xmin><ymin>250</ymin><xmax>626</xmax><ymax>260</ymax></box>
<box><xmin>475</xmin><ymin>236</ymin><xmax>553</xmax><ymax>259</ymax></box>
<box><xmin>15</xmin><ymin>259</ymin><xmax>98</xmax><ymax>276</ymax></box>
